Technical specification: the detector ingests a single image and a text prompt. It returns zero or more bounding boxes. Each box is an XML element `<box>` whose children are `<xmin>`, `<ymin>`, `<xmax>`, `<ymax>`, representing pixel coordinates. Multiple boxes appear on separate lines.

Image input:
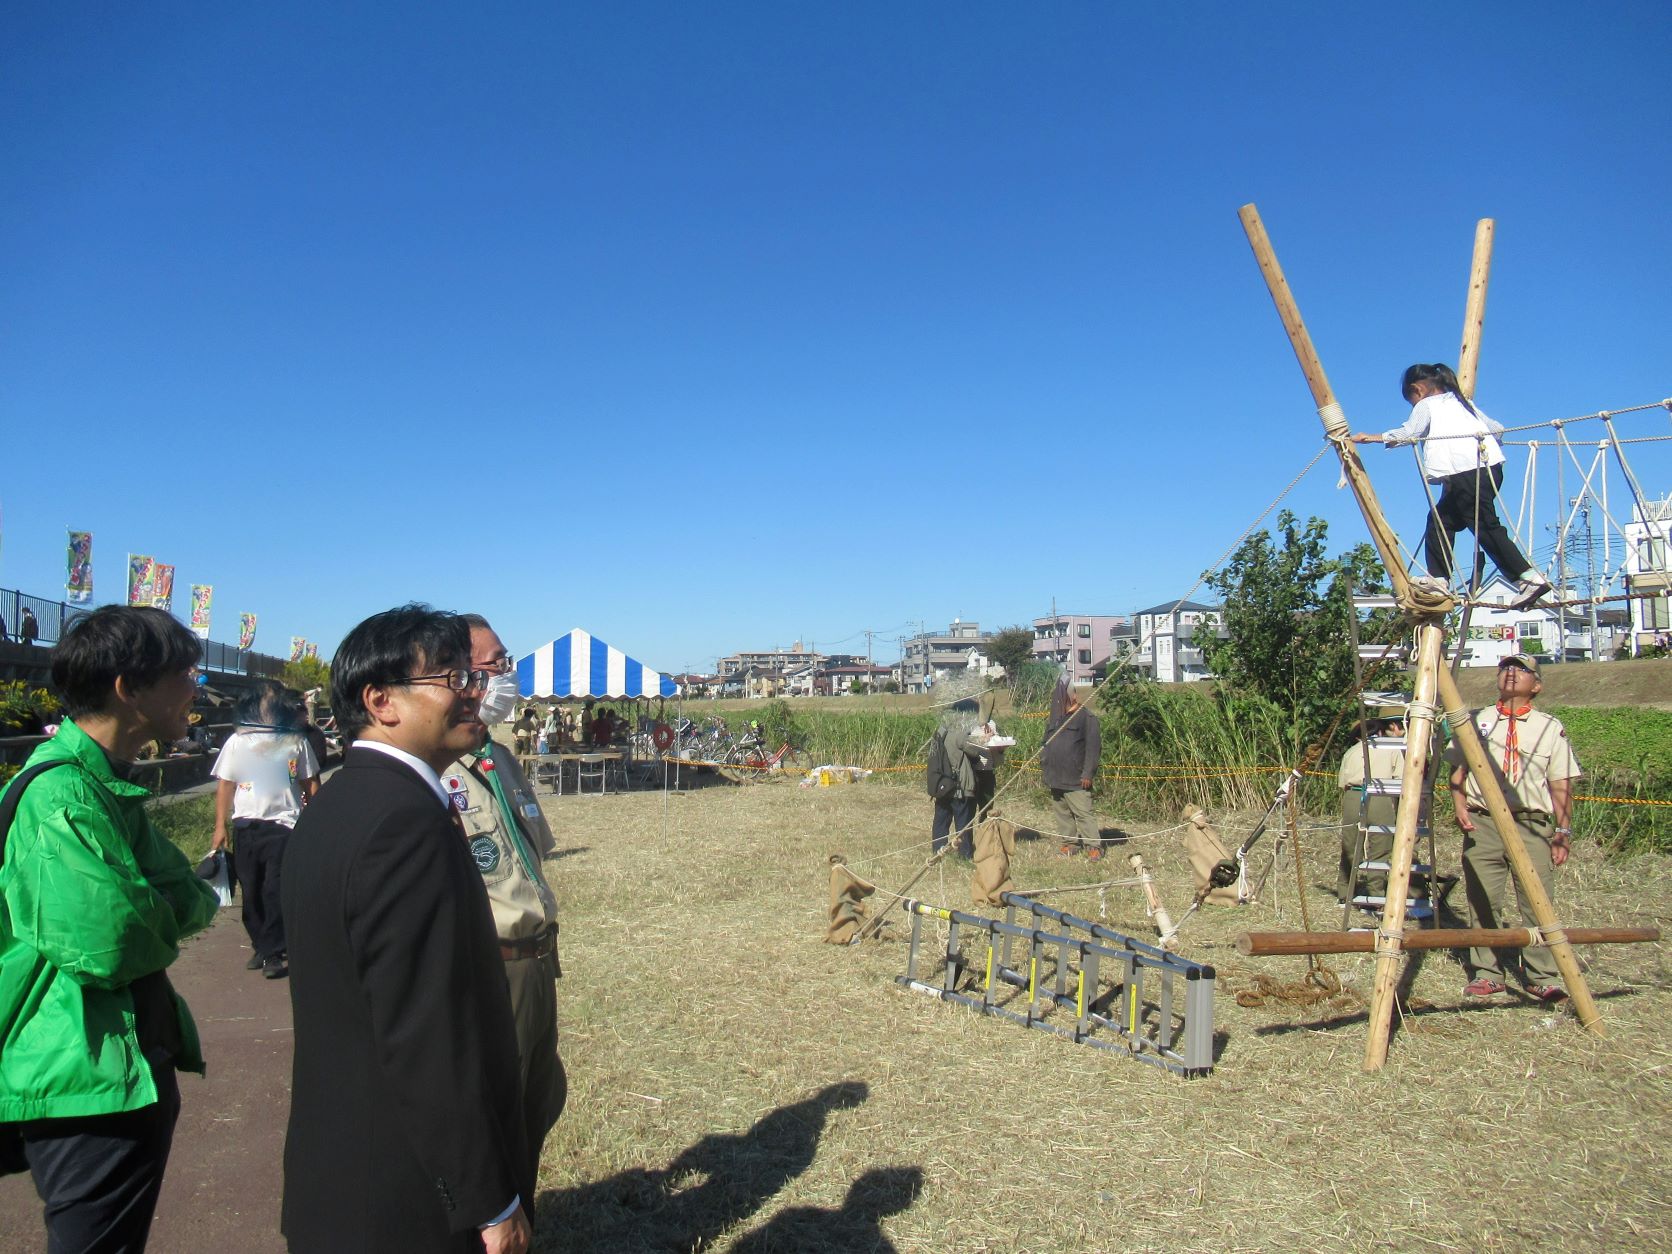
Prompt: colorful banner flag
<box><xmin>289</xmin><ymin>636</ymin><xmax>306</xmax><ymax>663</ymax></box>
<box><xmin>151</xmin><ymin>564</ymin><xmax>176</xmax><ymax>612</ymax></box>
<box><xmin>305</xmin><ymin>642</ymin><xmax>319</xmax><ymax>661</ymax></box>
<box><xmin>66</xmin><ymin>531</ymin><xmax>93</xmax><ymax>604</ymax></box>
<box><xmin>239</xmin><ymin>612</ymin><xmax>258</xmax><ymax>650</ymax></box>
<box><xmin>189</xmin><ymin>584</ymin><xmax>213</xmax><ymax>638</ymax></box>
<box><xmin>126</xmin><ymin>555</ymin><xmax>155</xmax><ymax>607</ymax></box>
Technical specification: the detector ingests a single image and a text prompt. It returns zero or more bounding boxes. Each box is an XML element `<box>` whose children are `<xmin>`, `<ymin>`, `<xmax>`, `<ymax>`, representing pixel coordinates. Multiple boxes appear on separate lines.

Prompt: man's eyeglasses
<box><xmin>390</xmin><ymin>669</ymin><xmax>492</xmax><ymax>693</ymax></box>
<box><xmin>478</xmin><ymin>656</ymin><xmax>515</xmax><ymax>676</ymax></box>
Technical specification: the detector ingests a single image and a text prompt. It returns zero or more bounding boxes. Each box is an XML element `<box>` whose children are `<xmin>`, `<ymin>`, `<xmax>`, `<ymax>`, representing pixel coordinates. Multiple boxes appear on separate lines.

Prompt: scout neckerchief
<box><xmin>468</xmin><ymin>741</ymin><xmax>543</xmax><ymax>885</ymax></box>
<box><xmin>1494</xmin><ymin>700</ymin><xmax>1533</xmax><ymax>783</ymax></box>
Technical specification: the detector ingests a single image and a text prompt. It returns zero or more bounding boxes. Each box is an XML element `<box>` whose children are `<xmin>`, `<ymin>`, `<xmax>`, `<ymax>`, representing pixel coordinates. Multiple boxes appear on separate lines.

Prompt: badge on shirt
<box><xmin>469</xmin><ymin>836</ymin><xmax>501</xmax><ymax>873</ymax></box>
<box><xmin>443</xmin><ymin>774</ymin><xmax>470</xmax><ymax>811</ymax></box>
<box><xmin>521</xmin><ymin>801</ymin><xmax>541</xmax><ymax>821</ymax></box>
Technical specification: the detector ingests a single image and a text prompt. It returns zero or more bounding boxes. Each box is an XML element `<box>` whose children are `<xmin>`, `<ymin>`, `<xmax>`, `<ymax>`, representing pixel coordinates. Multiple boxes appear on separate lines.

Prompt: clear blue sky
<box><xmin>3</xmin><ymin>3</ymin><xmax>1668</xmax><ymax>671</ymax></box>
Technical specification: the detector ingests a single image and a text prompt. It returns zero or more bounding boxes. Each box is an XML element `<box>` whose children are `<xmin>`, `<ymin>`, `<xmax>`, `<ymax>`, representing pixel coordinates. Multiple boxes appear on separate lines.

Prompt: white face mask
<box><xmin>477</xmin><ymin>671</ymin><xmax>521</xmax><ymax>726</ymax></box>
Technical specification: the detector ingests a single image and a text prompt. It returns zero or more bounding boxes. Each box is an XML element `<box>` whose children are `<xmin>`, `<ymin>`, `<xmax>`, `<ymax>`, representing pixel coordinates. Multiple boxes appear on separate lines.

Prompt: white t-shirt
<box><xmin>212</xmin><ymin>731</ymin><xmax>320</xmax><ymax>828</ymax></box>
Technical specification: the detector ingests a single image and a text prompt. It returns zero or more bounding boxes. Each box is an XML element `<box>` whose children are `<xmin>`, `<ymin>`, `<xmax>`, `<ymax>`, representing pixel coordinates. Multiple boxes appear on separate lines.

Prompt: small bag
<box><xmin>194</xmin><ymin>850</ymin><xmax>235</xmax><ymax>908</ymax></box>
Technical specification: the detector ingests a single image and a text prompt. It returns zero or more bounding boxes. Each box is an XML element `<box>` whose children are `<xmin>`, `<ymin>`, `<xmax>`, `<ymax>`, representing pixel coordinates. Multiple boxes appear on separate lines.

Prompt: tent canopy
<box><xmin>517</xmin><ymin>629</ymin><xmax>677</xmax><ymax>700</ymax></box>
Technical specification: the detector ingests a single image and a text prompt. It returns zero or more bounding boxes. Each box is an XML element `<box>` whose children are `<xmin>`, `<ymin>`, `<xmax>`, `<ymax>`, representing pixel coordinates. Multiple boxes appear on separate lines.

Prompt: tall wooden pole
<box><xmin>1456</xmin><ymin>218</ymin><xmax>1495</xmax><ymax>397</ymax></box>
<box><xmin>1236</xmin><ymin>204</ymin><xmax>1605</xmax><ymax>1067</ymax></box>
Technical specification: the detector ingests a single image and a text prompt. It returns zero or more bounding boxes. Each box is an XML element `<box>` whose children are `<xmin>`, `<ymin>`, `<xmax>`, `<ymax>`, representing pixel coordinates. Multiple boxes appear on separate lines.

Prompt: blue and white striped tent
<box><xmin>516</xmin><ymin>629</ymin><xmax>678</xmax><ymax>700</ymax></box>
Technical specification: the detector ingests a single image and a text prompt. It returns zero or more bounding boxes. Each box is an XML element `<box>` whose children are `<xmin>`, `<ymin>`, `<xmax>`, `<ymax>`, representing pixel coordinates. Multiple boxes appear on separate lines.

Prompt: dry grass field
<box><xmin>529</xmin><ymin>771</ymin><xmax>1672</xmax><ymax>1253</ymax></box>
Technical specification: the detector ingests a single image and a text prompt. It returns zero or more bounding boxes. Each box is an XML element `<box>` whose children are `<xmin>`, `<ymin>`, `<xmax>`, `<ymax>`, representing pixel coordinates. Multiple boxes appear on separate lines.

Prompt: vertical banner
<box><xmin>126</xmin><ymin>555</ymin><xmax>156</xmax><ymax>607</ymax></box>
<box><xmin>305</xmin><ymin>642</ymin><xmax>319</xmax><ymax>661</ymax></box>
<box><xmin>151</xmin><ymin>563</ymin><xmax>176</xmax><ymax>612</ymax></box>
<box><xmin>289</xmin><ymin>636</ymin><xmax>306</xmax><ymax>662</ymax></box>
<box><xmin>66</xmin><ymin>531</ymin><xmax>94</xmax><ymax>603</ymax></box>
<box><xmin>239</xmin><ymin>613</ymin><xmax>258</xmax><ymax>650</ymax></box>
<box><xmin>189</xmin><ymin>584</ymin><xmax>213</xmax><ymax>639</ymax></box>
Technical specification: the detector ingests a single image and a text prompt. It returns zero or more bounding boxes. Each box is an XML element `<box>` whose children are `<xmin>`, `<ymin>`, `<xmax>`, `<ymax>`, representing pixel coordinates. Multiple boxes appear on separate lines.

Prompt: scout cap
<box><xmin>1499</xmin><ymin>651</ymin><xmax>1542</xmax><ymax>677</ymax></box>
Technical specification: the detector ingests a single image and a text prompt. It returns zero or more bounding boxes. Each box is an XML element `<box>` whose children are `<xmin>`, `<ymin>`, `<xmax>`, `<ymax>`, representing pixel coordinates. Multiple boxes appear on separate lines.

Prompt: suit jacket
<box><xmin>280</xmin><ymin>746</ymin><xmax>529</xmax><ymax>1253</ymax></box>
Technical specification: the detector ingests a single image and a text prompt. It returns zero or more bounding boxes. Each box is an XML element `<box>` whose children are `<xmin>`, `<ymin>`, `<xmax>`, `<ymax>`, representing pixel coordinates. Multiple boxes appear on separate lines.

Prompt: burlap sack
<box><xmin>971</xmin><ymin>814</ymin><xmax>1017</xmax><ymax>907</ymax></box>
<box><xmin>1181</xmin><ymin>804</ymin><xmax>1240</xmax><ymax>906</ymax></box>
<box><xmin>825</xmin><ymin>856</ymin><xmax>877</xmax><ymax>944</ymax></box>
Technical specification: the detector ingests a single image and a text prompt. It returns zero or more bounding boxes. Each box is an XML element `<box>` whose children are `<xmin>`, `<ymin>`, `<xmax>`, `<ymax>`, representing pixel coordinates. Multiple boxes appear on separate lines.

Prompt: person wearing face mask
<box><xmin>444</xmin><ymin>613</ymin><xmax>565</xmax><ymax>1190</ymax></box>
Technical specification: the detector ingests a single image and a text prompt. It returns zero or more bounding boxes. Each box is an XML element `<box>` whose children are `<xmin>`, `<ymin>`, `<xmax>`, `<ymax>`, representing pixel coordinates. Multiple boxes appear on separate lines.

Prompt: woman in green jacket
<box><xmin>0</xmin><ymin>606</ymin><xmax>219</xmax><ymax>1251</ymax></box>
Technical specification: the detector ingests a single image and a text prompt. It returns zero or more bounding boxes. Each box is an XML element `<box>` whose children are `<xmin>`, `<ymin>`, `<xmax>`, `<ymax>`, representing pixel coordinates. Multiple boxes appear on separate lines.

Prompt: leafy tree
<box><xmin>985</xmin><ymin>626</ymin><xmax>1036</xmax><ymax>684</ymax></box>
<box><xmin>282</xmin><ymin>656</ymin><xmax>332</xmax><ymax>697</ymax></box>
<box><xmin>849</xmin><ymin>680</ymin><xmax>869</xmax><ymax>695</ymax></box>
<box><xmin>1198</xmin><ymin>510</ymin><xmax>1396</xmax><ymax>750</ymax></box>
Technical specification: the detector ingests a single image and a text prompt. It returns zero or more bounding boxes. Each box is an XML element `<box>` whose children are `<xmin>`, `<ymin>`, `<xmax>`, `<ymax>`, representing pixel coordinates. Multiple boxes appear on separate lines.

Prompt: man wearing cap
<box><xmin>1445</xmin><ymin>651</ymin><xmax>1581</xmax><ymax>1002</ymax></box>
<box><xmin>445</xmin><ymin>614</ymin><xmax>565</xmax><ymax>1190</ymax></box>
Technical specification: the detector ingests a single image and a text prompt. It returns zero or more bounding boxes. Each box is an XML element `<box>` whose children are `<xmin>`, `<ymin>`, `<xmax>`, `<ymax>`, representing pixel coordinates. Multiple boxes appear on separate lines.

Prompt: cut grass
<box><xmin>529</xmin><ymin>774</ymin><xmax>1672</xmax><ymax>1253</ymax></box>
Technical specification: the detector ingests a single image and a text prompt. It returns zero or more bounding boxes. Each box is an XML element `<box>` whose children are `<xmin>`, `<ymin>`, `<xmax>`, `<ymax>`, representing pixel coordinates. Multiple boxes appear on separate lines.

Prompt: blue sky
<box><xmin>3</xmin><ymin>3</ymin><xmax>1668</xmax><ymax>672</ymax></box>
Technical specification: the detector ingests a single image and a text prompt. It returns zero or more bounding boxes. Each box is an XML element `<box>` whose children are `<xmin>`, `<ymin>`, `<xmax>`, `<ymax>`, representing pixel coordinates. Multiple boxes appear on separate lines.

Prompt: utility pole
<box><xmin>1581</xmin><ymin>497</ymin><xmax>1602</xmax><ymax>660</ymax></box>
<box><xmin>865</xmin><ymin>629</ymin><xmax>873</xmax><ymax>667</ymax></box>
<box><xmin>1555</xmin><ymin>451</ymin><xmax>1567</xmax><ymax>663</ymax></box>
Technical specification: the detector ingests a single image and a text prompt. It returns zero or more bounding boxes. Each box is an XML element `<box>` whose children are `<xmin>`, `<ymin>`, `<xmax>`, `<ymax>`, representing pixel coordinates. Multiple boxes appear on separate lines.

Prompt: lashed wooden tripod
<box><xmin>1237</xmin><ymin>204</ymin><xmax>1604</xmax><ymax>1070</ymax></box>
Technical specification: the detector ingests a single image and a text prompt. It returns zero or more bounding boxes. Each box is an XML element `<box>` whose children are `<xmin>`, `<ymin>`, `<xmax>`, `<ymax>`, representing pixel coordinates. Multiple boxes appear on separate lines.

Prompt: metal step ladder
<box><xmin>1340</xmin><ymin>572</ymin><xmax>1439</xmax><ymax>929</ymax></box>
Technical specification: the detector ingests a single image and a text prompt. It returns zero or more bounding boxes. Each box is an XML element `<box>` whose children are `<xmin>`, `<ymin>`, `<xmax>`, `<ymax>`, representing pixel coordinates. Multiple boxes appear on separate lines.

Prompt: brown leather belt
<box><xmin>499</xmin><ymin>923</ymin><xmax>558</xmax><ymax>961</ymax></box>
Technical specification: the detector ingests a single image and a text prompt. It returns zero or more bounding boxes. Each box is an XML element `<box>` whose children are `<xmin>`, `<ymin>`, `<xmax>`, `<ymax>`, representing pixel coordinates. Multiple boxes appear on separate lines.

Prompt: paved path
<box><xmin>0</xmin><ymin>909</ymin><xmax>292</xmax><ymax>1254</ymax></box>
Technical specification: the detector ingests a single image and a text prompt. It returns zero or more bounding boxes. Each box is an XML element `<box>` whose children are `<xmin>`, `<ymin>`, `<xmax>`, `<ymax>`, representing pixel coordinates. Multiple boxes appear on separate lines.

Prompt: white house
<box><xmin>1129</xmin><ymin>600</ymin><xmax>1221</xmax><ymax>683</ymax></box>
<box><xmin>1624</xmin><ymin>495</ymin><xmax>1671</xmax><ymax>653</ymax></box>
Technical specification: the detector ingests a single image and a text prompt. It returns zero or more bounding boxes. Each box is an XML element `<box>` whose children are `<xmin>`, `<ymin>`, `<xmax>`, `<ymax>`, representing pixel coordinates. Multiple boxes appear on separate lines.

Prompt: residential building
<box><xmin>1455</xmin><ymin>575</ymin><xmax>1632</xmax><ymax>664</ymax></box>
<box><xmin>717</xmin><ymin>642</ymin><xmax>825</xmax><ymax>678</ymax></box>
<box><xmin>817</xmin><ymin>663</ymin><xmax>896</xmax><ymax>696</ymax></box>
<box><xmin>901</xmin><ymin>620</ymin><xmax>990</xmax><ymax>693</ymax></box>
<box><xmin>1624</xmin><ymin>494</ymin><xmax>1672</xmax><ymax>653</ymax></box>
<box><xmin>1128</xmin><ymin>600</ymin><xmax>1222</xmax><ymax>683</ymax></box>
<box><xmin>1030</xmin><ymin>613</ymin><xmax>1134</xmax><ymax>686</ymax></box>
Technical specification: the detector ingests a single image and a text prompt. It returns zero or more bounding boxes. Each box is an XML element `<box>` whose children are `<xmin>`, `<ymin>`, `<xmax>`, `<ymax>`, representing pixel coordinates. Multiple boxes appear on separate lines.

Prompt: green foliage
<box><xmin>985</xmin><ymin>626</ymin><xmax>1036</xmax><ymax>683</ymax></box>
<box><xmin>282</xmin><ymin>656</ymin><xmax>332</xmax><ymax>696</ymax></box>
<box><xmin>849</xmin><ymin>680</ymin><xmax>869</xmax><ymax>695</ymax></box>
<box><xmin>1199</xmin><ymin>511</ymin><xmax>1397</xmax><ymax>751</ymax></box>
<box><xmin>0</xmin><ymin>682</ymin><xmax>62</xmax><ymax>734</ymax></box>
<box><xmin>147</xmin><ymin>795</ymin><xmax>217</xmax><ymax>865</ymax></box>
<box><xmin>1010</xmin><ymin>660</ymin><xmax>1061</xmax><ymax>711</ymax></box>
<box><xmin>1520</xmin><ymin>639</ymin><xmax>1545</xmax><ymax>655</ymax></box>
<box><xmin>1545</xmin><ymin>705</ymin><xmax>1672</xmax><ymax>854</ymax></box>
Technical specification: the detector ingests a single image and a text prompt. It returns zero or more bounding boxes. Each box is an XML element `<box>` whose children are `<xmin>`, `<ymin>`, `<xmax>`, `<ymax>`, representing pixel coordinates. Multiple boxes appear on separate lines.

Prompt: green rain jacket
<box><xmin>0</xmin><ymin>719</ymin><xmax>219</xmax><ymax>1121</ymax></box>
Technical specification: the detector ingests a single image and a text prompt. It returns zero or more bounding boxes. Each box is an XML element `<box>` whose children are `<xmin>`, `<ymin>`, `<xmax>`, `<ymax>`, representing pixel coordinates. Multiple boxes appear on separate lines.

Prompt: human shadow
<box><xmin>729</xmin><ymin>1165</ymin><xmax>924</xmax><ymax>1253</ymax></box>
<box><xmin>535</xmin><ymin>1079</ymin><xmax>869</xmax><ymax>1253</ymax></box>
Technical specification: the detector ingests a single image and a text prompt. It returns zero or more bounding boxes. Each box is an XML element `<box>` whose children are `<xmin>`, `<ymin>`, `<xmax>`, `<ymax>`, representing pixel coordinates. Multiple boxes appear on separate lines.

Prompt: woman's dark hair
<box><xmin>1401</xmin><ymin>362</ymin><xmax>1479</xmax><ymax>417</ymax></box>
<box><xmin>51</xmin><ymin>605</ymin><xmax>202</xmax><ymax>718</ymax></box>
<box><xmin>329</xmin><ymin>604</ymin><xmax>469</xmax><ymax>741</ymax></box>
<box><xmin>235</xmin><ymin>680</ymin><xmax>305</xmax><ymax>732</ymax></box>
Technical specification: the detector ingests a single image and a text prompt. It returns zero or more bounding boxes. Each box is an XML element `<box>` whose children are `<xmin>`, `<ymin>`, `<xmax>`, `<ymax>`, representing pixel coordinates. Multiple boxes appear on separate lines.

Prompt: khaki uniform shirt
<box><xmin>442</xmin><ymin>739</ymin><xmax>558</xmax><ymax>942</ymax></box>
<box><xmin>1443</xmin><ymin>706</ymin><xmax>1582</xmax><ymax>816</ymax></box>
<box><xmin>1337</xmin><ymin>740</ymin><xmax>1405</xmax><ymax>790</ymax></box>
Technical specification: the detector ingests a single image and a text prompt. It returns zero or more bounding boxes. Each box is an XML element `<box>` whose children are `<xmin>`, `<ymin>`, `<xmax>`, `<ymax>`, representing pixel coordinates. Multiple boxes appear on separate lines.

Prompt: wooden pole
<box><xmin>1240</xmin><ymin>925</ymin><xmax>1659</xmax><ymax>957</ymax></box>
<box><xmin>1450</xmin><ymin>218</ymin><xmax>1496</xmax><ymax>673</ymax></box>
<box><xmin>1129</xmin><ymin>853</ymin><xmax>1179</xmax><ymax>951</ymax></box>
<box><xmin>1237</xmin><ymin>205</ymin><xmax>1415</xmax><ymax>595</ymax></box>
<box><xmin>1362</xmin><ymin>620</ymin><xmax>1443</xmax><ymax>1069</ymax></box>
<box><xmin>1434</xmin><ymin>662</ymin><xmax>1605</xmax><ymax>1033</ymax></box>
<box><xmin>1456</xmin><ymin>218</ymin><xmax>1495</xmax><ymax>397</ymax></box>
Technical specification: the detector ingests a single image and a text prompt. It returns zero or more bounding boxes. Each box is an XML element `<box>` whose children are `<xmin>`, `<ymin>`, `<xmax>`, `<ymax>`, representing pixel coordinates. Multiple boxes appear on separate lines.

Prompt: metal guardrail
<box><xmin>1</xmin><ymin>586</ymin><xmax>286</xmax><ymax>677</ymax></box>
<box><xmin>895</xmin><ymin>892</ymin><xmax>1217</xmax><ymax>1076</ymax></box>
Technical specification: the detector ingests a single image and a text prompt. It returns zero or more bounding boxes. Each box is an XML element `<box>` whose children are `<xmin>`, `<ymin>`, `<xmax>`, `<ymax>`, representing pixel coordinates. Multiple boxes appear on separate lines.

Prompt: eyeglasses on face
<box><xmin>477</xmin><ymin>656</ymin><xmax>515</xmax><ymax>676</ymax></box>
<box><xmin>389</xmin><ymin>669</ymin><xmax>492</xmax><ymax>693</ymax></box>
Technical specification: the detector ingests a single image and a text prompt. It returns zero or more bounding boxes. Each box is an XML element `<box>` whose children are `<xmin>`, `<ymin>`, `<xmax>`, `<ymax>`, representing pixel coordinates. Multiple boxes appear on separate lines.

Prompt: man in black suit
<box><xmin>280</xmin><ymin>605</ymin><xmax>531</xmax><ymax>1253</ymax></box>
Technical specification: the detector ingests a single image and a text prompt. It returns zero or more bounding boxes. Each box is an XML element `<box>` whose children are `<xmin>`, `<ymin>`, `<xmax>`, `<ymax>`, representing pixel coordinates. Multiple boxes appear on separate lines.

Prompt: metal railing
<box><xmin>1</xmin><ymin>586</ymin><xmax>287</xmax><ymax>678</ymax></box>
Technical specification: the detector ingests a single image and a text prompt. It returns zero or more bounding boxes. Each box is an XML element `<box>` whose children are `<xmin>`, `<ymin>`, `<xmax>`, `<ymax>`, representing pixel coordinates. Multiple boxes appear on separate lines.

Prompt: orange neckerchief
<box><xmin>1495</xmin><ymin>700</ymin><xmax>1532</xmax><ymax>782</ymax></box>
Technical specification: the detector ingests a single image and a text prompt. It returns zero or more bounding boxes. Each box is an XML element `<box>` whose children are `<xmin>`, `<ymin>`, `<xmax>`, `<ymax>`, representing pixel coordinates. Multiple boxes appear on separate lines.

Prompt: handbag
<box><xmin>194</xmin><ymin>850</ymin><xmax>235</xmax><ymax>908</ymax></box>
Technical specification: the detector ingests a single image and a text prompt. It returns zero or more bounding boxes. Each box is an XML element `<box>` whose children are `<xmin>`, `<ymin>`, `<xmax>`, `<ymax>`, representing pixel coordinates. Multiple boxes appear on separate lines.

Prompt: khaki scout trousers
<box><xmin>1337</xmin><ymin>791</ymin><xmax>1398</xmax><ymax>901</ymax></box>
<box><xmin>1462</xmin><ymin>810</ymin><xmax>1559</xmax><ymax>984</ymax></box>
<box><xmin>505</xmin><ymin>949</ymin><xmax>566</xmax><ymax>1187</ymax></box>
<box><xmin>1050</xmin><ymin>787</ymin><xmax>1101</xmax><ymax>849</ymax></box>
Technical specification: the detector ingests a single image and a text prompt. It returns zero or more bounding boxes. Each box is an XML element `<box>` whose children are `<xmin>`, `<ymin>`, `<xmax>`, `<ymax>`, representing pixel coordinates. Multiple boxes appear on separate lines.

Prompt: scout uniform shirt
<box><xmin>442</xmin><ymin>739</ymin><xmax>558</xmax><ymax>943</ymax></box>
<box><xmin>1444</xmin><ymin>705</ymin><xmax>1582</xmax><ymax>817</ymax></box>
<box><xmin>1337</xmin><ymin>738</ymin><xmax>1405</xmax><ymax>791</ymax></box>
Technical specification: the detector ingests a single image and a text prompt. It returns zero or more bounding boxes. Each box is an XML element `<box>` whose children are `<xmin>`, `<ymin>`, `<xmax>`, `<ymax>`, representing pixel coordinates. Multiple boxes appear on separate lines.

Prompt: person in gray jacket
<box><xmin>1041</xmin><ymin>677</ymin><xmax>1103</xmax><ymax>859</ymax></box>
<box><xmin>928</xmin><ymin>696</ymin><xmax>981</xmax><ymax>858</ymax></box>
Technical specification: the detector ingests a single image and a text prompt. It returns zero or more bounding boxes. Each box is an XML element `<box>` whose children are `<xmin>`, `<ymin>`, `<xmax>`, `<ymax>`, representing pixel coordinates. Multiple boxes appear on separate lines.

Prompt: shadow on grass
<box><xmin>1251</xmin><ymin>985</ymin><xmax>1639</xmax><ymax>1037</ymax></box>
<box><xmin>729</xmin><ymin>1166</ymin><xmax>924</xmax><ymax>1253</ymax></box>
<box><xmin>535</xmin><ymin>1080</ymin><xmax>875</xmax><ymax>1253</ymax></box>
